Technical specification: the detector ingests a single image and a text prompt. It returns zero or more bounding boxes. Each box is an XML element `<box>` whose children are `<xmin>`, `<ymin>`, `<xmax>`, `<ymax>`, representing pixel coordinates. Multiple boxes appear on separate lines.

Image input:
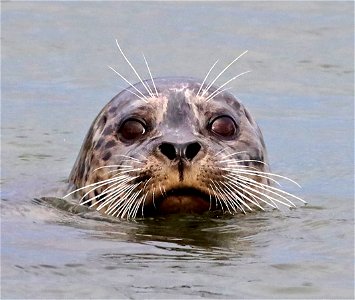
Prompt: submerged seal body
<box><xmin>67</xmin><ymin>75</ymin><xmax>294</xmax><ymax>219</ymax></box>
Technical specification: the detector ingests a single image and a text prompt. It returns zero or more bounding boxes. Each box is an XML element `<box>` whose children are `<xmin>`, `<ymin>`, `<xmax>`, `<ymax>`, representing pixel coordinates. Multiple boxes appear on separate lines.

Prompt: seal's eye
<box><xmin>210</xmin><ymin>116</ymin><xmax>237</xmax><ymax>138</ymax></box>
<box><xmin>118</xmin><ymin>118</ymin><xmax>146</xmax><ymax>141</ymax></box>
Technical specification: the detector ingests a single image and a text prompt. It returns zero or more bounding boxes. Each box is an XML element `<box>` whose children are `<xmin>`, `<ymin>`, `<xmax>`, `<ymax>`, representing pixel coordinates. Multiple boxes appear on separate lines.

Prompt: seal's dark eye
<box><xmin>210</xmin><ymin>116</ymin><xmax>237</xmax><ymax>137</ymax></box>
<box><xmin>118</xmin><ymin>119</ymin><xmax>146</xmax><ymax>141</ymax></box>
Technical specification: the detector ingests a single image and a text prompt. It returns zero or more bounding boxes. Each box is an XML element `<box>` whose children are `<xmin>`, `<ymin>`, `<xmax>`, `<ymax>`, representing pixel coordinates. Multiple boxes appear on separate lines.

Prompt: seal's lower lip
<box><xmin>151</xmin><ymin>188</ymin><xmax>212</xmax><ymax>215</ymax></box>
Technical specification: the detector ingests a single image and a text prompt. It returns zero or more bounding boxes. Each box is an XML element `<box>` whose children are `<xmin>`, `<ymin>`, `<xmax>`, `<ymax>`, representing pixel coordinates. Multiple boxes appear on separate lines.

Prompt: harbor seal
<box><xmin>65</xmin><ymin>42</ymin><xmax>304</xmax><ymax>219</ymax></box>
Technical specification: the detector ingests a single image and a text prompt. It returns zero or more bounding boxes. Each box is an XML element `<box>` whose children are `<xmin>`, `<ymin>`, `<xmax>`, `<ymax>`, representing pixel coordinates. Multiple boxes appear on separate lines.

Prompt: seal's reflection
<box><xmin>99</xmin><ymin>213</ymin><xmax>269</xmax><ymax>251</ymax></box>
<box><xmin>39</xmin><ymin>197</ymin><xmax>269</xmax><ymax>251</ymax></box>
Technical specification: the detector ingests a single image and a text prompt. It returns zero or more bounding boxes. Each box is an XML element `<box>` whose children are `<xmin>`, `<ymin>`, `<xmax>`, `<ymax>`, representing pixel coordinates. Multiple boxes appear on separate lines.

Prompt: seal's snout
<box><xmin>158</xmin><ymin>141</ymin><xmax>202</xmax><ymax>162</ymax></box>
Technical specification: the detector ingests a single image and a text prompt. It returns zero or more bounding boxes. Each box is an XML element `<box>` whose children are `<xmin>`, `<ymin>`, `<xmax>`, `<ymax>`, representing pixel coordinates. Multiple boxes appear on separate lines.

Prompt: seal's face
<box><xmin>68</xmin><ymin>77</ymin><xmax>280</xmax><ymax>218</ymax></box>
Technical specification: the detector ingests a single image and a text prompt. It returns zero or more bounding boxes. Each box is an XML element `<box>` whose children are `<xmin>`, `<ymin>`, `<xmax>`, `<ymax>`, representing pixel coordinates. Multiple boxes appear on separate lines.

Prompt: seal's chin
<box><xmin>152</xmin><ymin>188</ymin><xmax>212</xmax><ymax>215</ymax></box>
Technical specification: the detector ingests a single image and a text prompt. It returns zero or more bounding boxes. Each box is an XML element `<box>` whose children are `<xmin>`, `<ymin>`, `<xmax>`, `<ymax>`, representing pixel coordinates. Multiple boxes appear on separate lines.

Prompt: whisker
<box><xmin>85</xmin><ymin>178</ymin><xmax>133</xmax><ymax>206</ymax></box>
<box><xmin>201</xmin><ymin>50</ymin><xmax>248</xmax><ymax>97</ymax></box>
<box><xmin>219</xmin><ymin>151</ymin><xmax>248</xmax><ymax>159</ymax></box>
<box><xmin>141</xmin><ymin>191</ymin><xmax>149</xmax><ymax>218</ymax></box>
<box><xmin>214</xmin><ymin>181</ymin><xmax>234</xmax><ymax>213</ymax></box>
<box><xmin>235</xmin><ymin>173</ymin><xmax>305</xmax><ymax>203</ymax></box>
<box><xmin>221</xmin><ymin>159</ymin><xmax>268</xmax><ymax>167</ymax></box>
<box><xmin>93</xmin><ymin>164</ymin><xmax>137</xmax><ymax>172</ymax></box>
<box><xmin>218</xmin><ymin>183</ymin><xmax>244</xmax><ymax>213</ymax></box>
<box><xmin>130</xmin><ymin>189</ymin><xmax>145</xmax><ymax>219</ymax></box>
<box><xmin>208</xmin><ymin>187</ymin><xmax>212</xmax><ymax>211</ymax></box>
<box><xmin>64</xmin><ymin>175</ymin><xmax>131</xmax><ymax>199</ymax></box>
<box><xmin>224</xmin><ymin>165</ymin><xmax>301</xmax><ymax>187</ymax></box>
<box><xmin>209</xmin><ymin>180</ymin><xmax>226</xmax><ymax>212</ymax></box>
<box><xmin>122</xmin><ymin>190</ymin><xmax>142</xmax><ymax>219</ymax></box>
<box><xmin>197</xmin><ymin>59</ymin><xmax>219</xmax><ymax>97</ymax></box>
<box><xmin>220</xmin><ymin>181</ymin><xmax>252</xmax><ymax>212</ymax></box>
<box><xmin>205</xmin><ymin>87</ymin><xmax>233</xmax><ymax>102</ymax></box>
<box><xmin>115</xmin><ymin>40</ymin><xmax>153</xmax><ymax>98</ymax></box>
<box><xmin>121</xmin><ymin>86</ymin><xmax>150</xmax><ymax>102</ymax></box>
<box><xmin>108</xmin><ymin>66</ymin><xmax>149</xmax><ymax>102</ymax></box>
<box><xmin>226</xmin><ymin>174</ymin><xmax>298</xmax><ymax>208</ymax></box>
<box><xmin>142</xmin><ymin>53</ymin><xmax>159</xmax><ymax>98</ymax></box>
<box><xmin>106</xmin><ymin>183</ymin><xmax>140</xmax><ymax>216</ymax></box>
<box><xmin>131</xmin><ymin>190</ymin><xmax>147</xmax><ymax>219</ymax></box>
<box><xmin>222</xmin><ymin>181</ymin><xmax>265</xmax><ymax>211</ymax></box>
<box><xmin>205</xmin><ymin>70</ymin><xmax>251</xmax><ymax>102</ymax></box>
<box><xmin>158</xmin><ymin>183</ymin><xmax>164</xmax><ymax>198</ymax></box>
<box><xmin>105</xmin><ymin>168</ymin><xmax>142</xmax><ymax>175</ymax></box>
<box><xmin>225</xmin><ymin>175</ymin><xmax>277</xmax><ymax>208</ymax></box>
<box><xmin>209</xmin><ymin>182</ymin><xmax>222</xmax><ymax>210</ymax></box>
<box><xmin>224</xmin><ymin>175</ymin><xmax>279</xmax><ymax>208</ymax></box>
<box><xmin>214</xmin><ymin>147</ymin><xmax>230</xmax><ymax>157</ymax></box>
<box><xmin>152</xmin><ymin>186</ymin><xmax>156</xmax><ymax>209</ymax></box>
<box><xmin>222</xmin><ymin>167</ymin><xmax>282</xmax><ymax>187</ymax></box>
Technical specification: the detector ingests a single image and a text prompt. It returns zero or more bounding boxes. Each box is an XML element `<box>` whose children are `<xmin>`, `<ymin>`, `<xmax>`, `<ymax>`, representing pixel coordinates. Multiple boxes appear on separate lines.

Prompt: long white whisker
<box><xmin>229</xmin><ymin>168</ymin><xmax>302</xmax><ymax>188</ymax></box>
<box><xmin>85</xmin><ymin>178</ymin><xmax>134</xmax><ymax>207</ymax></box>
<box><xmin>221</xmin><ymin>159</ymin><xmax>268</xmax><ymax>167</ymax></box>
<box><xmin>235</xmin><ymin>173</ymin><xmax>304</xmax><ymax>203</ymax></box>
<box><xmin>214</xmin><ymin>147</ymin><xmax>230</xmax><ymax>157</ymax></box>
<box><xmin>123</xmin><ymin>190</ymin><xmax>142</xmax><ymax>219</ymax></box>
<box><xmin>214</xmin><ymin>181</ymin><xmax>234</xmax><ymax>213</ymax></box>
<box><xmin>201</xmin><ymin>50</ymin><xmax>248</xmax><ymax>97</ymax></box>
<box><xmin>85</xmin><ymin>177</ymin><xmax>136</xmax><ymax>207</ymax></box>
<box><xmin>217</xmin><ymin>183</ymin><xmax>245</xmax><ymax>213</ymax></box>
<box><xmin>210</xmin><ymin>180</ymin><xmax>226</xmax><ymax>212</ymax></box>
<box><xmin>112</xmin><ymin>154</ymin><xmax>146</xmax><ymax>163</ymax></box>
<box><xmin>209</xmin><ymin>182</ymin><xmax>223</xmax><ymax>210</ymax></box>
<box><xmin>105</xmin><ymin>168</ymin><xmax>142</xmax><ymax>175</ymax></box>
<box><xmin>142</xmin><ymin>53</ymin><xmax>159</xmax><ymax>98</ymax></box>
<box><xmin>93</xmin><ymin>164</ymin><xmax>136</xmax><ymax>172</ymax></box>
<box><xmin>152</xmin><ymin>186</ymin><xmax>156</xmax><ymax>209</ymax></box>
<box><xmin>94</xmin><ymin>179</ymin><xmax>137</xmax><ymax>209</ymax></box>
<box><xmin>106</xmin><ymin>183</ymin><xmax>140</xmax><ymax>216</ymax></box>
<box><xmin>121</xmin><ymin>86</ymin><xmax>149</xmax><ymax>102</ymax></box>
<box><xmin>223</xmin><ymin>181</ymin><xmax>265</xmax><ymax>211</ymax></box>
<box><xmin>208</xmin><ymin>187</ymin><xmax>212</xmax><ymax>210</ymax></box>
<box><xmin>115</xmin><ymin>40</ymin><xmax>153</xmax><ymax>98</ymax></box>
<box><xmin>233</xmin><ymin>179</ymin><xmax>284</xmax><ymax>208</ymax></box>
<box><xmin>226</xmin><ymin>174</ymin><xmax>297</xmax><ymax>207</ymax></box>
<box><xmin>131</xmin><ymin>190</ymin><xmax>146</xmax><ymax>219</ymax></box>
<box><xmin>205</xmin><ymin>87</ymin><xmax>232</xmax><ymax>102</ymax></box>
<box><xmin>64</xmin><ymin>174</ymin><xmax>130</xmax><ymax>199</ymax></box>
<box><xmin>197</xmin><ymin>59</ymin><xmax>219</xmax><ymax>97</ymax></box>
<box><xmin>141</xmin><ymin>191</ymin><xmax>149</xmax><ymax>218</ymax></box>
<box><xmin>223</xmin><ymin>167</ymin><xmax>282</xmax><ymax>187</ymax></box>
<box><xmin>225</xmin><ymin>176</ymin><xmax>277</xmax><ymax>209</ymax></box>
<box><xmin>205</xmin><ymin>70</ymin><xmax>251</xmax><ymax>102</ymax></box>
<box><xmin>108</xmin><ymin>66</ymin><xmax>149</xmax><ymax>102</ymax></box>
<box><xmin>220</xmin><ymin>181</ymin><xmax>252</xmax><ymax>212</ymax></box>
<box><xmin>219</xmin><ymin>151</ymin><xmax>248</xmax><ymax>159</ymax></box>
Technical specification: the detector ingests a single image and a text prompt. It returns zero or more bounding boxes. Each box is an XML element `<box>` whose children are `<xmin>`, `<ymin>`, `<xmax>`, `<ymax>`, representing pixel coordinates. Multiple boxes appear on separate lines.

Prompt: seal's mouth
<box><xmin>145</xmin><ymin>187</ymin><xmax>214</xmax><ymax>215</ymax></box>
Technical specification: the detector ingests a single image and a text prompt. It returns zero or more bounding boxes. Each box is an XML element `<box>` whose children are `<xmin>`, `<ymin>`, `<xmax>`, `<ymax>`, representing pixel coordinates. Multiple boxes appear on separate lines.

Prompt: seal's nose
<box><xmin>159</xmin><ymin>141</ymin><xmax>201</xmax><ymax>161</ymax></box>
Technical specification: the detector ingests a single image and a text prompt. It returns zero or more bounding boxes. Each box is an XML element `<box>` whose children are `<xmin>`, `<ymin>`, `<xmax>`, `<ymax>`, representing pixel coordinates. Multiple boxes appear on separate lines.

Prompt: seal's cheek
<box><xmin>157</xmin><ymin>194</ymin><xmax>210</xmax><ymax>214</ymax></box>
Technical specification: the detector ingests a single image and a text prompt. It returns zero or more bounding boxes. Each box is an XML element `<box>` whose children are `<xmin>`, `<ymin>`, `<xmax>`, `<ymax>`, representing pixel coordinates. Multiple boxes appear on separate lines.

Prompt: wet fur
<box><xmin>65</xmin><ymin>42</ymin><xmax>304</xmax><ymax>219</ymax></box>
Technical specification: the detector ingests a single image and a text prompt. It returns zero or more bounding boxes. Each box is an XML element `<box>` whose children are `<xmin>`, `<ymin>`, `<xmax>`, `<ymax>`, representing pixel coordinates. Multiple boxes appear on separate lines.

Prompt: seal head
<box><xmin>67</xmin><ymin>77</ymin><xmax>300</xmax><ymax>218</ymax></box>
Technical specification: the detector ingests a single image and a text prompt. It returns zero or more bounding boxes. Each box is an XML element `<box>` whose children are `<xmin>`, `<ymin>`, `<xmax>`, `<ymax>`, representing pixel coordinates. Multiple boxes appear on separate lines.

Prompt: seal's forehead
<box><xmin>108</xmin><ymin>77</ymin><xmax>242</xmax><ymax>123</ymax></box>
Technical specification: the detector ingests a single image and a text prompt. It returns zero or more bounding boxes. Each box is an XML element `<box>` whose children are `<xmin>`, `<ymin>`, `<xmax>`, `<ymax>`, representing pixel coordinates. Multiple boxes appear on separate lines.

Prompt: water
<box><xmin>1</xmin><ymin>2</ymin><xmax>354</xmax><ymax>299</ymax></box>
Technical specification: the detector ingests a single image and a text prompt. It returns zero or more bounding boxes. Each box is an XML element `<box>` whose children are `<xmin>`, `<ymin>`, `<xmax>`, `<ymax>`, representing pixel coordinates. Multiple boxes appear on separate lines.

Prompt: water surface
<box><xmin>1</xmin><ymin>2</ymin><xmax>354</xmax><ymax>299</ymax></box>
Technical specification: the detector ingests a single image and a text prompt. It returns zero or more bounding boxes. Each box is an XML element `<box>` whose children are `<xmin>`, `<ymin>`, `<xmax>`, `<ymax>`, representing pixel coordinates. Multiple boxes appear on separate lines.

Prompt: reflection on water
<box><xmin>1</xmin><ymin>1</ymin><xmax>353</xmax><ymax>299</ymax></box>
<box><xmin>37</xmin><ymin>197</ymin><xmax>266</xmax><ymax>251</ymax></box>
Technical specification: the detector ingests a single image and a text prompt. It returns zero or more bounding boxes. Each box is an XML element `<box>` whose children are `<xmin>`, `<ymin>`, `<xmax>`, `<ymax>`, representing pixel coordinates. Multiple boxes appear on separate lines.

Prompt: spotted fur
<box><xmin>65</xmin><ymin>43</ymin><xmax>304</xmax><ymax>219</ymax></box>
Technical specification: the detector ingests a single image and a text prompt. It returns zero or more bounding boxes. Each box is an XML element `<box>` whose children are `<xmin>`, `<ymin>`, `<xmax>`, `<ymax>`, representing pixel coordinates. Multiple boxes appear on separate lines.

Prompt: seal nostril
<box><xmin>185</xmin><ymin>142</ymin><xmax>201</xmax><ymax>161</ymax></box>
<box><xmin>159</xmin><ymin>143</ymin><xmax>177</xmax><ymax>160</ymax></box>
